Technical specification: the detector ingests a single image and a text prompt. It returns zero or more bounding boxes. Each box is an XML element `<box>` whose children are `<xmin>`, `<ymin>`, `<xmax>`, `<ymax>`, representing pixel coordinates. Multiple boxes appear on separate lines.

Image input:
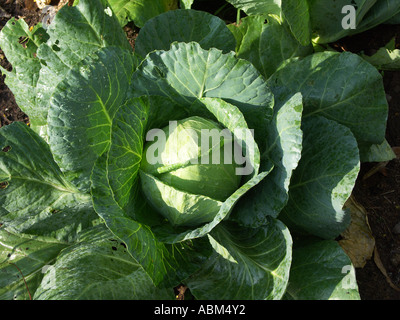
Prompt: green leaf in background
<box><xmin>307</xmin><ymin>0</ymin><xmax>378</xmax><ymax>43</ymax></box>
<box><xmin>358</xmin><ymin>139</ymin><xmax>396</xmax><ymax>163</ymax></box>
<box><xmin>279</xmin><ymin>116</ymin><xmax>360</xmax><ymax>239</ymax></box>
<box><xmin>33</xmin><ymin>226</ymin><xmax>175</xmax><ymax>300</ymax></box>
<box><xmin>48</xmin><ymin>46</ymin><xmax>137</xmax><ymax>192</ymax></box>
<box><xmin>186</xmin><ymin>219</ymin><xmax>292</xmax><ymax>300</ymax></box>
<box><xmin>355</xmin><ymin>0</ymin><xmax>400</xmax><ymax>36</ymax></box>
<box><xmin>268</xmin><ymin>51</ymin><xmax>388</xmax><ymax>149</ymax></box>
<box><xmin>361</xmin><ymin>37</ymin><xmax>400</xmax><ymax>71</ymax></box>
<box><xmin>281</xmin><ymin>0</ymin><xmax>311</xmax><ymax>46</ymax></box>
<box><xmin>231</xmin><ymin>91</ymin><xmax>303</xmax><ymax>226</ymax></box>
<box><xmin>285</xmin><ymin>239</ymin><xmax>360</xmax><ymax>300</ymax></box>
<box><xmin>0</xmin><ymin>230</ymin><xmax>68</xmax><ymax>300</ymax></box>
<box><xmin>225</xmin><ymin>0</ymin><xmax>282</xmax><ymax>16</ymax></box>
<box><xmin>180</xmin><ymin>0</ymin><xmax>193</xmax><ymax>9</ymax></box>
<box><xmin>227</xmin><ymin>14</ymin><xmax>312</xmax><ymax>80</ymax></box>
<box><xmin>132</xmin><ymin>42</ymin><xmax>274</xmax><ymax>146</ymax></box>
<box><xmin>0</xmin><ymin>122</ymin><xmax>100</xmax><ymax>243</ymax></box>
<box><xmin>386</xmin><ymin>11</ymin><xmax>400</xmax><ymax>24</ymax></box>
<box><xmin>0</xmin><ymin>19</ymin><xmax>48</xmax><ymax>126</ymax></box>
<box><xmin>107</xmin><ymin>0</ymin><xmax>178</xmax><ymax>27</ymax></box>
<box><xmin>135</xmin><ymin>9</ymin><xmax>236</xmax><ymax>59</ymax></box>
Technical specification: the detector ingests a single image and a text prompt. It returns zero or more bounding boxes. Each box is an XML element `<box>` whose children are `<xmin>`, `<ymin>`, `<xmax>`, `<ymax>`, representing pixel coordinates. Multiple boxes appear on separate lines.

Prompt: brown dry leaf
<box><xmin>339</xmin><ymin>195</ymin><xmax>375</xmax><ymax>268</ymax></box>
<box><xmin>392</xmin><ymin>146</ymin><xmax>400</xmax><ymax>158</ymax></box>
<box><xmin>363</xmin><ymin>146</ymin><xmax>400</xmax><ymax>180</ymax></box>
<box><xmin>373</xmin><ymin>247</ymin><xmax>400</xmax><ymax>292</ymax></box>
<box><xmin>363</xmin><ymin>161</ymin><xmax>390</xmax><ymax>180</ymax></box>
<box><xmin>35</xmin><ymin>0</ymin><xmax>52</xmax><ymax>9</ymax></box>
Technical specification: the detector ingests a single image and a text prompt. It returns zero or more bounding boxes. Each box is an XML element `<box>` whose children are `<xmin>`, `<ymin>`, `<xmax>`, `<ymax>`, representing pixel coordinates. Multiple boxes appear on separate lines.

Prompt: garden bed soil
<box><xmin>1</xmin><ymin>0</ymin><xmax>400</xmax><ymax>300</ymax></box>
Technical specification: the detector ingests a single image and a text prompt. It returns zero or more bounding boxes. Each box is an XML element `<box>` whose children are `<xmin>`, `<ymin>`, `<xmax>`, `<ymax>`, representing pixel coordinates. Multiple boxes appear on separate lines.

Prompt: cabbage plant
<box><xmin>0</xmin><ymin>0</ymin><xmax>392</xmax><ymax>300</ymax></box>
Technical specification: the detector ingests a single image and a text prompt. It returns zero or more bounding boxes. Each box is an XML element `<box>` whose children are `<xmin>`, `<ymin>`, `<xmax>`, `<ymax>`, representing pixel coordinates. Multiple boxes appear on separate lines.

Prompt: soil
<box><xmin>1</xmin><ymin>0</ymin><xmax>400</xmax><ymax>300</ymax></box>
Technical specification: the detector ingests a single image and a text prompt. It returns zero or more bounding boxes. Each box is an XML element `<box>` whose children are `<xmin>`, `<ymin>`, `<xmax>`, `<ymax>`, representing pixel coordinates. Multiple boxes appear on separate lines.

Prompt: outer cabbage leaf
<box><xmin>281</xmin><ymin>0</ymin><xmax>311</xmax><ymax>46</ymax></box>
<box><xmin>48</xmin><ymin>46</ymin><xmax>137</xmax><ymax>192</ymax></box>
<box><xmin>0</xmin><ymin>229</ymin><xmax>68</xmax><ymax>300</ymax></box>
<box><xmin>186</xmin><ymin>219</ymin><xmax>292</xmax><ymax>300</ymax></box>
<box><xmin>33</xmin><ymin>226</ymin><xmax>175</xmax><ymax>300</ymax></box>
<box><xmin>36</xmin><ymin>0</ymin><xmax>131</xmax><ymax>133</ymax></box>
<box><xmin>285</xmin><ymin>239</ymin><xmax>360</xmax><ymax>300</ymax></box>
<box><xmin>135</xmin><ymin>9</ymin><xmax>236</xmax><ymax>59</ymax></box>
<box><xmin>268</xmin><ymin>51</ymin><xmax>388</xmax><ymax>151</ymax></box>
<box><xmin>227</xmin><ymin>15</ymin><xmax>312</xmax><ymax>79</ymax></box>
<box><xmin>231</xmin><ymin>91</ymin><xmax>303</xmax><ymax>226</ymax></box>
<box><xmin>0</xmin><ymin>122</ymin><xmax>100</xmax><ymax>243</ymax></box>
<box><xmin>279</xmin><ymin>116</ymin><xmax>360</xmax><ymax>239</ymax></box>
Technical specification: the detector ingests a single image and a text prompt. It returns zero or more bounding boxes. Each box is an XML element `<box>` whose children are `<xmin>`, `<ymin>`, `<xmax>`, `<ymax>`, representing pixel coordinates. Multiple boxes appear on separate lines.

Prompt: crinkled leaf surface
<box><xmin>48</xmin><ymin>46</ymin><xmax>137</xmax><ymax>192</ymax></box>
<box><xmin>33</xmin><ymin>226</ymin><xmax>175</xmax><ymax>300</ymax></box>
<box><xmin>285</xmin><ymin>240</ymin><xmax>360</xmax><ymax>300</ymax></box>
<box><xmin>268</xmin><ymin>51</ymin><xmax>388</xmax><ymax>148</ymax></box>
<box><xmin>107</xmin><ymin>0</ymin><xmax>178</xmax><ymax>27</ymax></box>
<box><xmin>0</xmin><ymin>122</ymin><xmax>99</xmax><ymax>243</ymax></box>
<box><xmin>135</xmin><ymin>9</ymin><xmax>236</xmax><ymax>59</ymax></box>
<box><xmin>35</xmin><ymin>0</ymin><xmax>131</xmax><ymax>133</ymax></box>
<box><xmin>231</xmin><ymin>90</ymin><xmax>303</xmax><ymax>226</ymax></box>
<box><xmin>228</xmin><ymin>15</ymin><xmax>312</xmax><ymax>79</ymax></box>
<box><xmin>0</xmin><ymin>229</ymin><xmax>68</xmax><ymax>300</ymax></box>
<box><xmin>132</xmin><ymin>42</ymin><xmax>274</xmax><ymax>145</ymax></box>
<box><xmin>186</xmin><ymin>219</ymin><xmax>292</xmax><ymax>300</ymax></box>
<box><xmin>279</xmin><ymin>116</ymin><xmax>360</xmax><ymax>239</ymax></box>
